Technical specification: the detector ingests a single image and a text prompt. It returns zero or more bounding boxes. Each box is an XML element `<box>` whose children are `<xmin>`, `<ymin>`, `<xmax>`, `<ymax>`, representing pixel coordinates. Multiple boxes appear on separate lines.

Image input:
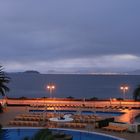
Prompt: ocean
<box><xmin>5</xmin><ymin>73</ymin><xmax>140</xmax><ymax>99</ymax></box>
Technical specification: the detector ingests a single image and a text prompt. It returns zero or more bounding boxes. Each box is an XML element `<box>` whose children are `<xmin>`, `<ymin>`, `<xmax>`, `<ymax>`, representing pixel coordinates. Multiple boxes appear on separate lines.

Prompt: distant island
<box><xmin>24</xmin><ymin>70</ymin><xmax>40</xmax><ymax>74</ymax></box>
<box><xmin>127</xmin><ymin>69</ymin><xmax>140</xmax><ymax>75</ymax></box>
<box><xmin>7</xmin><ymin>69</ymin><xmax>140</xmax><ymax>75</ymax></box>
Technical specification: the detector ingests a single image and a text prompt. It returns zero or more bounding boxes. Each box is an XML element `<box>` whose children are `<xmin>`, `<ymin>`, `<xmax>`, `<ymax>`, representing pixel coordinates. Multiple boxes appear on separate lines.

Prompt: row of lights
<box><xmin>46</xmin><ymin>83</ymin><xmax>129</xmax><ymax>99</ymax></box>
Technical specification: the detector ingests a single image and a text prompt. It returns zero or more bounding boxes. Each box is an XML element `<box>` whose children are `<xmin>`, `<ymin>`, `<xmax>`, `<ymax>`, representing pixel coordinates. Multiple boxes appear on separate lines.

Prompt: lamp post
<box><xmin>120</xmin><ymin>84</ymin><xmax>129</xmax><ymax>100</ymax></box>
<box><xmin>47</xmin><ymin>84</ymin><xmax>55</xmax><ymax>98</ymax></box>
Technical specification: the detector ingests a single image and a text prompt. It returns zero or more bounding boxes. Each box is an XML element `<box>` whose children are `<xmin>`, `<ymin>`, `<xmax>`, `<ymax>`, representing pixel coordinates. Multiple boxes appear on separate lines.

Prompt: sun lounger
<box><xmin>102</xmin><ymin>125</ymin><xmax>128</xmax><ymax>132</ymax></box>
<box><xmin>8</xmin><ymin>120</ymin><xmax>40</xmax><ymax>127</ymax></box>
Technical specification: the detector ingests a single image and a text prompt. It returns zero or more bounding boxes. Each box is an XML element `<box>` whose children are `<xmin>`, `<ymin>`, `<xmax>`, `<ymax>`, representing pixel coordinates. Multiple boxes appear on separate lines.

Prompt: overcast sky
<box><xmin>0</xmin><ymin>0</ymin><xmax>140</xmax><ymax>73</ymax></box>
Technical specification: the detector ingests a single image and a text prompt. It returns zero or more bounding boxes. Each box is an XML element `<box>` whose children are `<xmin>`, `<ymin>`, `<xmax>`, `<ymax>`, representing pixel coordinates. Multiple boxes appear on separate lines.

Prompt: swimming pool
<box><xmin>1</xmin><ymin>128</ymin><xmax>125</xmax><ymax>140</ymax></box>
<box><xmin>81</xmin><ymin>111</ymin><xmax>124</xmax><ymax>116</ymax></box>
<box><xmin>29</xmin><ymin>109</ymin><xmax>124</xmax><ymax>116</ymax></box>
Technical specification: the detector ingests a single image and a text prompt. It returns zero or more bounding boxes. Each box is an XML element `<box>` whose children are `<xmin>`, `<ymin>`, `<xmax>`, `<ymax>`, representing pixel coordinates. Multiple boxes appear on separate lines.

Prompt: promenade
<box><xmin>2</xmin><ymin>98</ymin><xmax>140</xmax><ymax>109</ymax></box>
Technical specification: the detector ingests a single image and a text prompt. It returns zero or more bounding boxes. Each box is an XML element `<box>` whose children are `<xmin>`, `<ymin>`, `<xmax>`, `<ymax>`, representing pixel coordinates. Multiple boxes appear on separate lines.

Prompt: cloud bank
<box><xmin>0</xmin><ymin>0</ymin><xmax>140</xmax><ymax>73</ymax></box>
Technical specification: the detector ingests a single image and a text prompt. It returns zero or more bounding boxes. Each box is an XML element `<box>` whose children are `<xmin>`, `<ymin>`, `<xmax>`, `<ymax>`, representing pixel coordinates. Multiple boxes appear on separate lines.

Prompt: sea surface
<box><xmin>3</xmin><ymin>73</ymin><xmax>140</xmax><ymax>99</ymax></box>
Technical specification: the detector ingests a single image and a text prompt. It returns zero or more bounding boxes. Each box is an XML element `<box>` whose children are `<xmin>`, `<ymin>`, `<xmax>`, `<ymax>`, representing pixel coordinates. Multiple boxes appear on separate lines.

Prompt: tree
<box><xmin>66</xmin><ymin>96</ymin><xmax>74</xmax><ymax>100</ymax></box>
<box><xmin>0</xmin><ymin>104</ymin><xmax>3</xmax><ymax>113</ymax></box>
<box><xmin>0</xmin><ymin>124</ymin><xmax>2</xmax><ymax>140</ymax></box>
<box><xmin>133</xmin><ymin>85</ymin><xmax>140</xmax><ymax>101</ymax></box>
<box><xmin>0</xmin><ymin>66</ymin><xmax>10</xmax><ymax>96</ymax></box>
<box><xmin>89</xmin><ymin>97</ymin><xmax>98</xmax><ymax>101</ymax></box>
<box><xmin>0</xmin><ymin>124</ymin><xmax>9</xmax><ymax>140</ymax></box>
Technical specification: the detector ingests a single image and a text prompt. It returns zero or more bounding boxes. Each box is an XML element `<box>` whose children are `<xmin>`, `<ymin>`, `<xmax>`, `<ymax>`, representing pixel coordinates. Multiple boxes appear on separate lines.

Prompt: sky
<box><xmin>0</xmin><ymin>0</ymin><xmax>140</xmax><ymax>74</ymax></box>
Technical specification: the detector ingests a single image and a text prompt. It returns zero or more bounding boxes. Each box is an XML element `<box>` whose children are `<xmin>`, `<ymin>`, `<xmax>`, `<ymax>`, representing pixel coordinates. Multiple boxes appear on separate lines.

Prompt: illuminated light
<box><xmin>112</xmin><ymin>98</ymin><xmax>117</xmax><ymax>101</ymax></box>
<box><xmin>125</xmin><ymin>87</ymin><xmax>128</xmax><ymax>90</ymax></box>
<box><xmin>120</xmin><ymin>84</ymin><xmax>129</xmax><ymax>100</ymax></box>
<box><xmin>46</xmin><ymin>84</ymin><xmax>56</xmax><ymax>98</ymax></box>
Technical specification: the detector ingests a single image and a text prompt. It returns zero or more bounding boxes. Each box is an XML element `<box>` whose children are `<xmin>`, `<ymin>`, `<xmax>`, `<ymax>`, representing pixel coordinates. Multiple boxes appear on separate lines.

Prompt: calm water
<box><xmin>5</xmin><ymin>73</ymin><xmax>140</xmax><ymax>99</ymax></box>
<box><xmin>2</xmin><ymin>129</ymin><xmax>123</xmax><ymax>140</ymax></box>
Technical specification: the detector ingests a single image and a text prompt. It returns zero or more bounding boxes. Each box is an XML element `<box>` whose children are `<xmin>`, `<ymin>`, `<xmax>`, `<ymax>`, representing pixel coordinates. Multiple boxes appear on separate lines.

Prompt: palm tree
<box><xmin>133</xmin><ymin>85</ymin><xmax>140</xmax><ymax>101</ymax></box>
<box><xmin>0</xmin><ymin>66</ymin><xmax>10</xmax><ymax>96</ymax></box>
<box><xmin>0</xmin><ymin>124</ymin><xmax>2</xmax><ymax>140</ymax></box>
<box><xmin>0</xmin><ymin>124</ymin><xmax>9</xmax><ymax>140</ymax></box>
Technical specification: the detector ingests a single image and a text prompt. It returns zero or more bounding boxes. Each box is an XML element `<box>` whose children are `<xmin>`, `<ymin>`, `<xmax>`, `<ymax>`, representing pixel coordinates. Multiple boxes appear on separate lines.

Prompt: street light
<box><xmin>47</xmin><ymin>84</ymin><xmax>55</xmax><ymax>98</ymax></box>
<box><xmin>120</xmin><ymin>84</ymin><xmax>129</xmax><ymax>100</ymax></box>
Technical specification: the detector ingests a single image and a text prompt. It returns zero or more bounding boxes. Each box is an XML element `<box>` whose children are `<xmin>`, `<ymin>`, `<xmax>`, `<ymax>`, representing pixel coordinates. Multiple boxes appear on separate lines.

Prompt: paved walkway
<box><xmin>0</xmin><ymin>106</ymin><xmax>27</xmax><ymax>126</ymax></box>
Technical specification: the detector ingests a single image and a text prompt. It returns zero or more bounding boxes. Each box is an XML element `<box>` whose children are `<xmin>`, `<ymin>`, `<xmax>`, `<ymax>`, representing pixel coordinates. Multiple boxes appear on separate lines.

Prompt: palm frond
<box><xmin>0</xmin><ymin>66</ymin><xmax>10</xmax><ymax>96</ymax></box>
<box><xmin>133</xmin><ymin>85</ymin><xmax>140</xmax><ymax>101</ymax></box>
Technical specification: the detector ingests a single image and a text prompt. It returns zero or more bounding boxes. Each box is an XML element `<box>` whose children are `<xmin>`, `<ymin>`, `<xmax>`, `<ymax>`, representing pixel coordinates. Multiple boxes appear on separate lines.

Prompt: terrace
<box><xmin>0</xmin><ymin>99</ymin><xmax>140</xmax><ymax>140</ymax></box>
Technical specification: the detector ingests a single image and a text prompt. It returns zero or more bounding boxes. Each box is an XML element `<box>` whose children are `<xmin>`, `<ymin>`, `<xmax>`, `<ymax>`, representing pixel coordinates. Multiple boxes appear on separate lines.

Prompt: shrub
<box><xmin>0</xmin><ymin>104</ymin><xmax>3</xmax><ymax>113</ymax></box>
<box><xmin>97</xmin><ymin>117</ymin><xmax>114</xmax><ymax>128</ymax></box>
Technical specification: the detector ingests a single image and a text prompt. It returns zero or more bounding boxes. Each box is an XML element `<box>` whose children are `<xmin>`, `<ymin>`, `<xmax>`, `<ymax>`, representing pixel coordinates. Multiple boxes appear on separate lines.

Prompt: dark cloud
<box><xmin>0</xmin><ymin>0</ymin><xmax>140</xmax><ymax>73</ymax></box>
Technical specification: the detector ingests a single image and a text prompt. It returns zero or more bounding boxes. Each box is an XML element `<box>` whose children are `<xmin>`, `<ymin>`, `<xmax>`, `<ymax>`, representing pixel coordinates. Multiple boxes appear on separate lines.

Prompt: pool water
<box><xmin>1</xmin><ymin>129</ymin><xmax>124</xmax><ymax>140</ymax></box>
<box><xmin>81</xmin><ymin>111</ymin><xmax>124</xmax><ymax>116</ymax></box>
<box><xmin>1</xmin><ymin>129</ymin><xmax>38</xmax><ymax>140</ymax></box>
<box><xmin>135</xmin><ymin>116</ymin><xmax>140</xmax><ymax>123</ymax></box>
<box><xmin>29</xmin><ymin>109</ymin><xmax>124</xmax><ymax>116</ymax></box>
